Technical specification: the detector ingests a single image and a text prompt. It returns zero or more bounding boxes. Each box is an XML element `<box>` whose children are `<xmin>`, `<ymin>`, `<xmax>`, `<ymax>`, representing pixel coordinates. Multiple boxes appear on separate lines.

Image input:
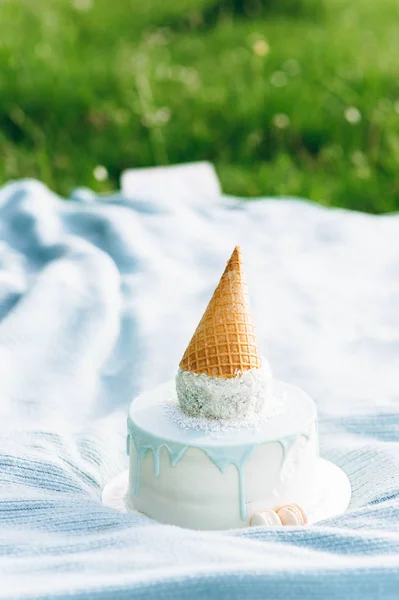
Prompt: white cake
<box><xmin>127</xmin><ymin>380</ymin><xmax>318</xmax><ymax>530</ymax></box>
<box><xmin>126</xmin><ymin>246</ymin><xmax>320</xmax><ymax>530</ymax></box>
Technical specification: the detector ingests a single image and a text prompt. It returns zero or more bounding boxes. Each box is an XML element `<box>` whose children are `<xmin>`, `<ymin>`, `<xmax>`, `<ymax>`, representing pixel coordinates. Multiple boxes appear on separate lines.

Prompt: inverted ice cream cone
<box><xmin>180</xmin><ymin>246</ymin><xmax>262</xmax><ymax>378</ymax></box>
<box><xmin>177</xmin><ymin>246</ymin><xmax>272</xmax><ymax>420</ymax></box>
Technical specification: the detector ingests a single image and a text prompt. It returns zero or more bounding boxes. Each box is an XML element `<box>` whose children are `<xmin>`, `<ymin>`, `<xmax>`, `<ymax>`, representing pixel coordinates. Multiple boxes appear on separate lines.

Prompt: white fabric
<box><xmin>0</xmin><ymin>164</ymin><xmax>398</xmax><ymax>599</ymax></box>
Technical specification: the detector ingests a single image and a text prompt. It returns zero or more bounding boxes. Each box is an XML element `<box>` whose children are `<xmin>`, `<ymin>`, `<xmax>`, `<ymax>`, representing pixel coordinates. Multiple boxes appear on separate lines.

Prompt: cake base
<box><xmin>102</xmin><ymin>457</ymin><xmax>351</xmax><ymax>527</ymax></box>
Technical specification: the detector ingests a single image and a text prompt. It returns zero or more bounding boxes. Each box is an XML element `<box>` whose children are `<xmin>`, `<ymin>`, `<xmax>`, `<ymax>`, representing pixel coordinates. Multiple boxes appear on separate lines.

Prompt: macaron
<box><xmin>250</xmin><ymin>509</ymin><xmax>282</xmax><ymax>527</ymax></box>
<box><xmin>277</xmin><ymin>503</ymin><xmax>308</xmax><ymax>526</ymax></box>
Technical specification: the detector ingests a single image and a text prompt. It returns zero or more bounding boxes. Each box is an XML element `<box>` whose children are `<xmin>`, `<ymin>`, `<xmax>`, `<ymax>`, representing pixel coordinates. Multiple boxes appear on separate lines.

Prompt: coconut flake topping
<box><xmin>175</xmin><ymin>359</ymin><xmax>273</xmax><ymax>421</ymax></box>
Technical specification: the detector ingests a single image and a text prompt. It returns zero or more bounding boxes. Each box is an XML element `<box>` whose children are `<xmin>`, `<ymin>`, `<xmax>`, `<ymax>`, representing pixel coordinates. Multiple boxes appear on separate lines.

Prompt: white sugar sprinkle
<box><xmin>163</xmin><ymin>386</ymin><xmax>286</xmax><ymax>434</ymax></box>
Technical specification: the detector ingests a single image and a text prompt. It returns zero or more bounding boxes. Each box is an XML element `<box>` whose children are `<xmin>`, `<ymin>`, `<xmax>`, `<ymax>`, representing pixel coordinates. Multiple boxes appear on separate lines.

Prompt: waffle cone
<box><xmin>179</xmin><ymin>246</ymin><xmax>262</xmax><ymax>378</ymax></box>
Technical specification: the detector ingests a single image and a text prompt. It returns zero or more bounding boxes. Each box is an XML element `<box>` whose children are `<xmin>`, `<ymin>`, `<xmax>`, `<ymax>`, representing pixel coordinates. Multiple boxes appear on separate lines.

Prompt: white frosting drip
<box><xmin>176</xmin><ymin>359</ymin><xmax>273</xmax><ymax>420</ymax></box>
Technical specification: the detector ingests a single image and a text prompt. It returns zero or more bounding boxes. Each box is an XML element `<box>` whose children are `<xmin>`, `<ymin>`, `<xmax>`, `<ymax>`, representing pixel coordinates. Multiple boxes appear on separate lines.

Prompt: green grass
<box><xmin>1</xmin><ymin>0</ymin><xmax>399</xmax><ymax>212</ymax></box>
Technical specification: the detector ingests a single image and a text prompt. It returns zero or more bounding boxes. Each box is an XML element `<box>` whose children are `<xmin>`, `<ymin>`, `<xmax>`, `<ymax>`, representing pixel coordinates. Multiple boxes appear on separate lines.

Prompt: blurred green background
<box><xmin>1</xmin><ymin>0</ymin><xmax>399</xmax><ymax>212</ymax></box>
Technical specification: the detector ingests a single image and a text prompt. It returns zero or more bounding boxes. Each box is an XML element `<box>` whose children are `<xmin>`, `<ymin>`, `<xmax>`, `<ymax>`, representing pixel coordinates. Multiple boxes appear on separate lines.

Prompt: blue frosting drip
<box><xmin>127</xmin><ymin>416</ymin><xmax>314</xmax><ymax>521</ymax></box>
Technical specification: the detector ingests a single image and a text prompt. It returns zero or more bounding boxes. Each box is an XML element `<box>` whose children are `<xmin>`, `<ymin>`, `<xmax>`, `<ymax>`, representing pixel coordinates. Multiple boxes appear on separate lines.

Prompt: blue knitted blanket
<box><xmin>0</xmin><ymin>164</ymin><xmax>398</xmax><ymax>599</ymax></box>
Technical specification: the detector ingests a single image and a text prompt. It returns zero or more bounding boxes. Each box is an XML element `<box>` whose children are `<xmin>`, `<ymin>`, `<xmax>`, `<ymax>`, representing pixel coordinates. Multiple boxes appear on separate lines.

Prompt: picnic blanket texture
<box><xmin>0</xmin><ymin>163</ymin><xmax>398</xmax><ymax>599</ymax></box>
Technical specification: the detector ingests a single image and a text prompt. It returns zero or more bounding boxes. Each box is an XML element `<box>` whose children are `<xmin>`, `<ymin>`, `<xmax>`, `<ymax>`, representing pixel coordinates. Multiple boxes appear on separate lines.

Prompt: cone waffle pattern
<box><xmin>179</xmin><ymin>246</ymin><xmax>262</xmax><ymax>378</ymax></box>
